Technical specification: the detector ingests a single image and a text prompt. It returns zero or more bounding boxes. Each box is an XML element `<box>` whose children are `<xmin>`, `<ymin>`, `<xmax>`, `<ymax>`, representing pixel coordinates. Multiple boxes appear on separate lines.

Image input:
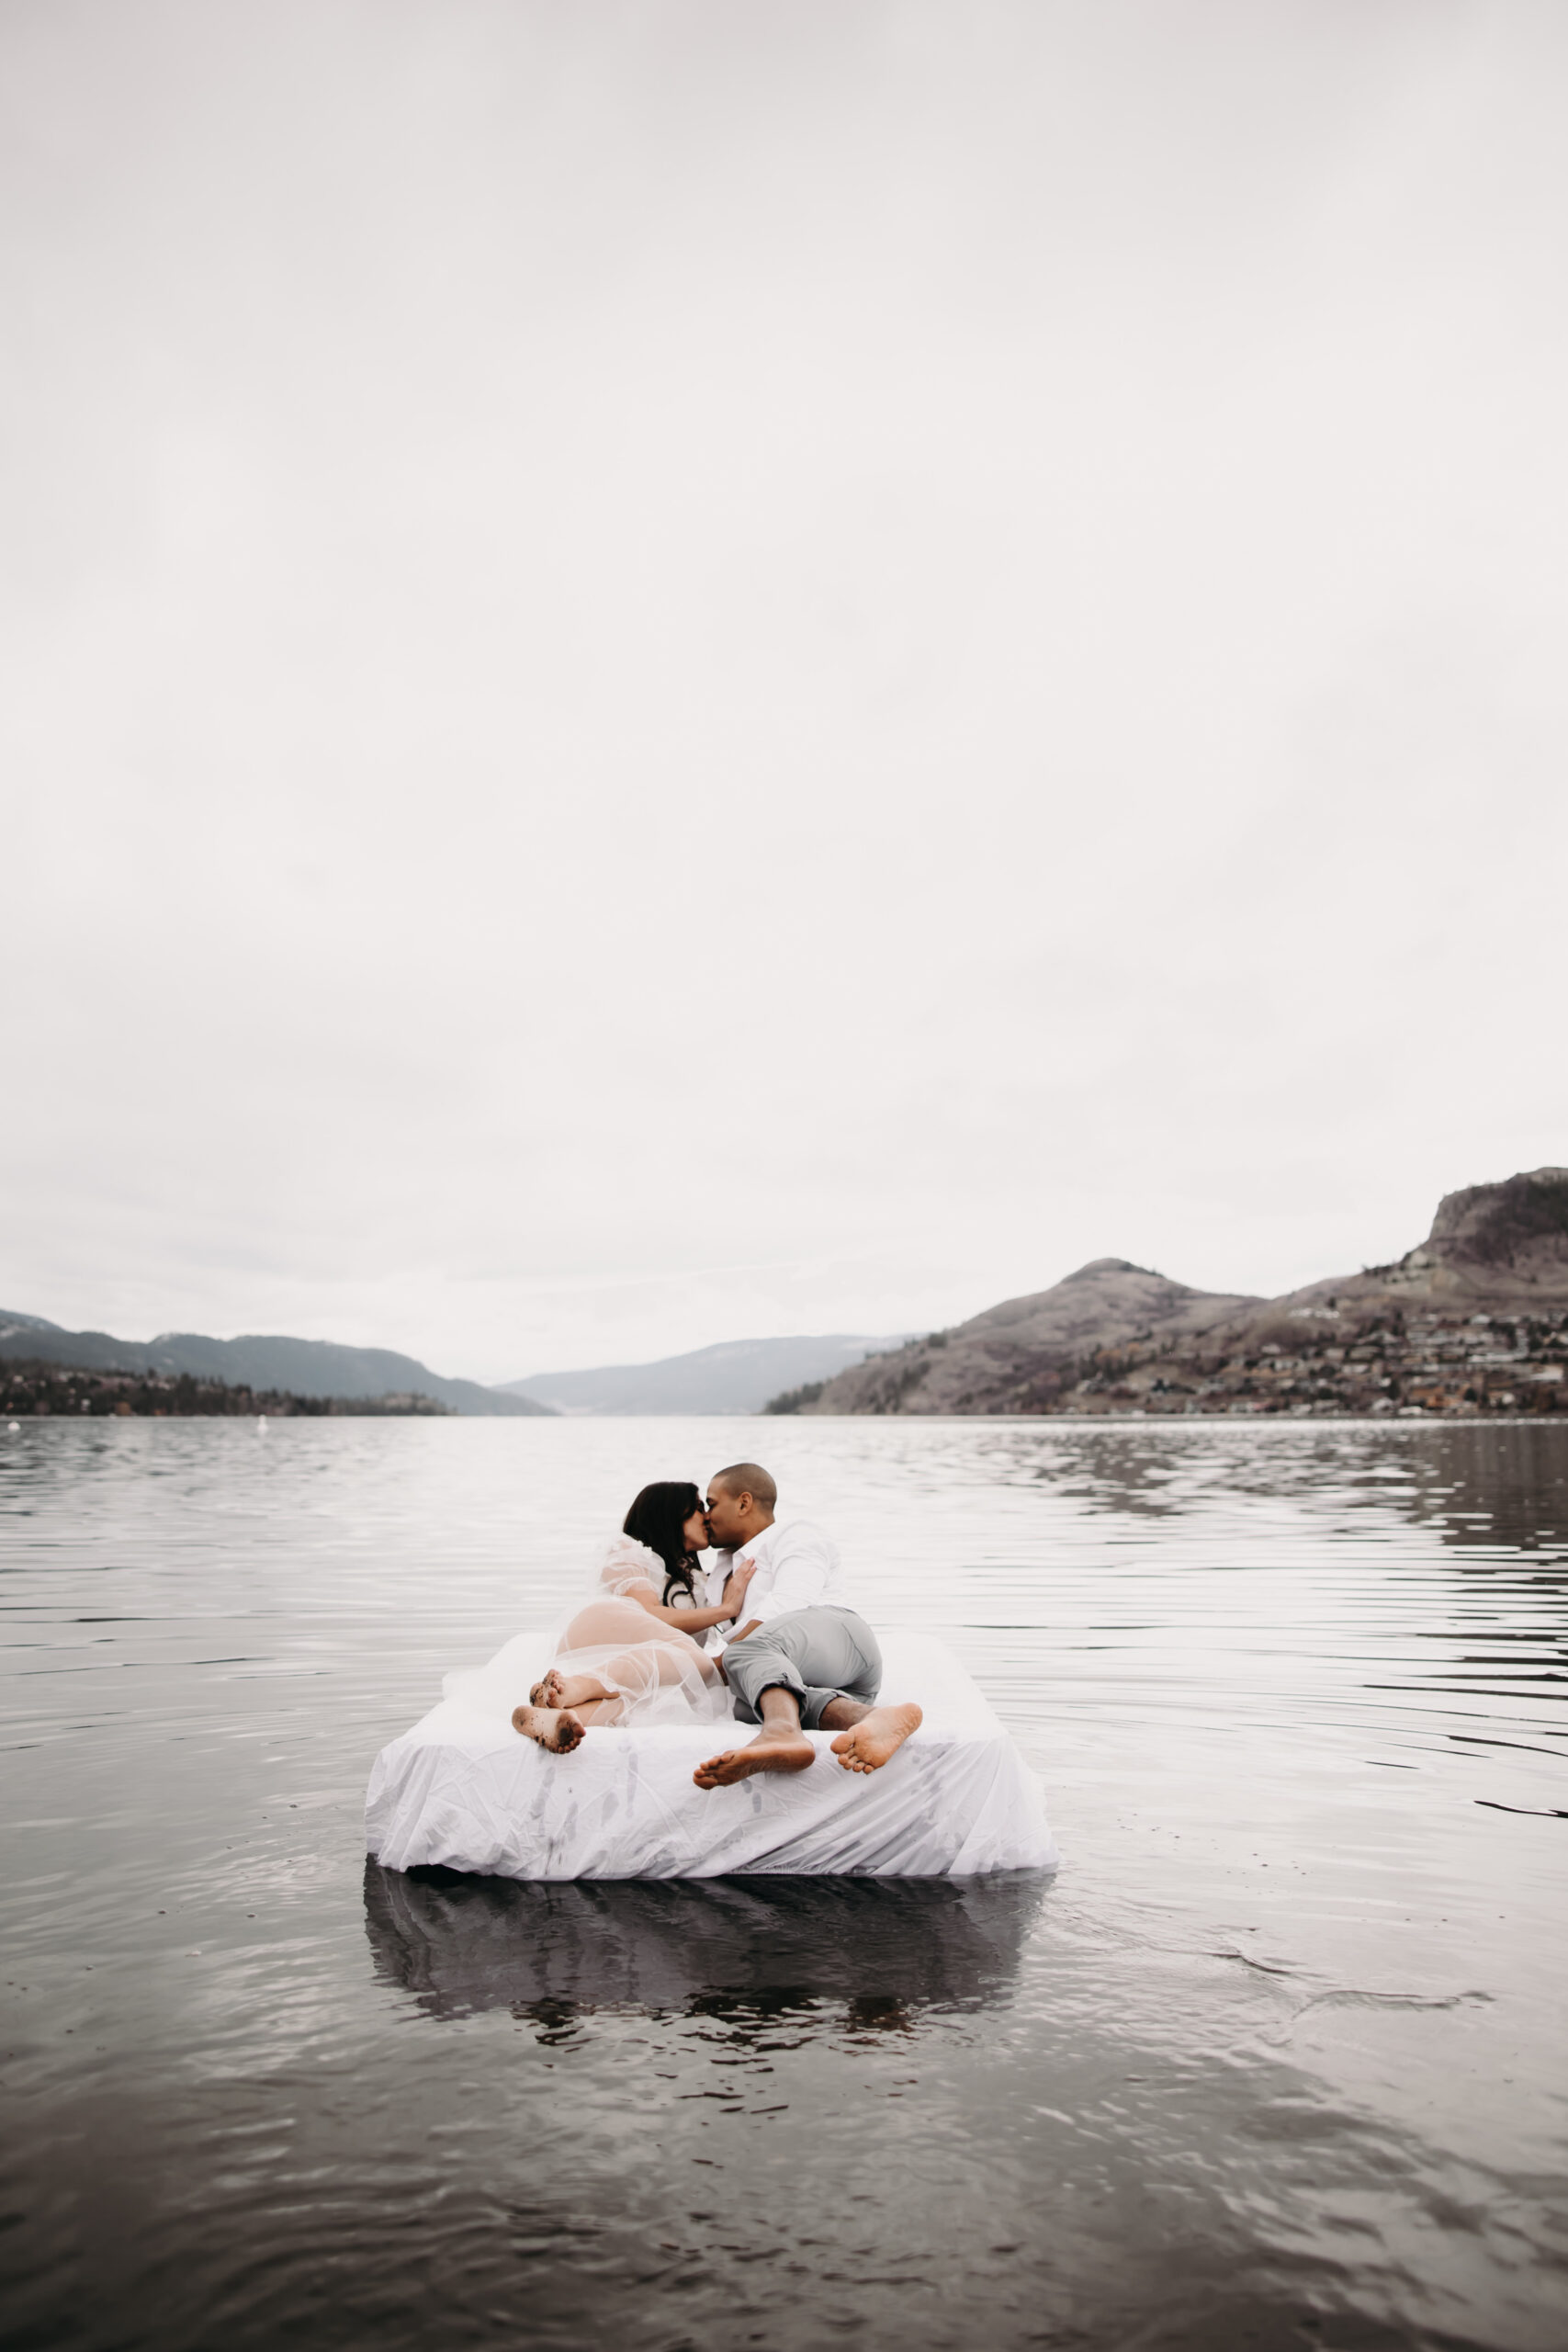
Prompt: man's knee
<box><xmin>731</xmin><ymin>1678</ymin><xmax>804</xmax><ymax>1724</ymax></box>
<box><xmin>725</xmin><ymin>1641</ymin><xmax>805</xmax><ymax>1721</ymax></box>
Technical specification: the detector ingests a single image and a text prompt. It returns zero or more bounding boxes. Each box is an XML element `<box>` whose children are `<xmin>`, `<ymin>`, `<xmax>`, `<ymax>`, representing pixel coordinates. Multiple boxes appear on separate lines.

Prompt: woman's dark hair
<box><xmin>622</xmin><ymin>1480</ymin><xmax>704</xmax><ymax>1602</ymax></box>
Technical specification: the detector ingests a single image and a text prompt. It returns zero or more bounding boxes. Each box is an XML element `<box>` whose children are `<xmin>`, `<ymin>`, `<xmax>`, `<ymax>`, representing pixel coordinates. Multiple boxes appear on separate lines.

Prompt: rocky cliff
<box><xmin>797</xmin><ymin>1170</ymin><xmax>1568</xmax><ymax>1419</ymax></box>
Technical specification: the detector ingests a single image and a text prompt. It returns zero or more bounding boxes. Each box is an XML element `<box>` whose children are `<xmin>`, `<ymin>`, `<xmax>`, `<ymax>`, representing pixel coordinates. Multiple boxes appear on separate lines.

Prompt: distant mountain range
<box><xmin>798</xmin><ymin>1169</ymin><xmax>1568</xmax><ymax>1419</ymax></box>
<box><xmin>0</xmin><ymin>1311</ymin><xmax>552</xmax><ymax>1417</ymax></box>
<box><xmin>500</xmin><ymin>1333</ymin><xmax>906</xmax><ymax>1416</ymax></box>
<box><xmin>19</xmin><ymin>1167</ymin><xmax>1562</xmax><ymax>1429</ymax></box>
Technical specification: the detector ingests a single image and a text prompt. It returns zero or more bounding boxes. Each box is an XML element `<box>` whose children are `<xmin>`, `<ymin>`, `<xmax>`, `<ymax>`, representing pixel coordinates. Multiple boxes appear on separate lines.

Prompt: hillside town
<box><xmin>793</xmin><ymin>1300</ymin><xmax>1568</xmax><ymax>1422</ymax></box>
<box><xmin>1029</xmin><ymin>1306</ymin><xmax>1568</xmax><ymax>1419</ymax></box>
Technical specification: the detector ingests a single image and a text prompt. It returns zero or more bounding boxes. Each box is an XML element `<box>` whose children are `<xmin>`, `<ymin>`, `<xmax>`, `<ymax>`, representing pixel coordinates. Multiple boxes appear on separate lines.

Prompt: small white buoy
<box><xmin>257</xmin><ymin>1415</ymin><xmax>268</xmax><ymax>1432</ymax></box>
<box><xmin>6</xmin><ymin>1421</ymin><xmax>18</xmax><ymax>1434</ymax></box>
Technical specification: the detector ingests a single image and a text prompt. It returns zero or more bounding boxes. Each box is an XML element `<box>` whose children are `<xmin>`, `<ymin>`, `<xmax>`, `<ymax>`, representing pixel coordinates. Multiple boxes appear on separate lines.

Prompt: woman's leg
<box><xmin>563</xmin><ymin>1600</ymin><xmax>676</xmax><ymax>1648</ymax></box>
<box><xmin>566</xmin><ymin>1600</ymin><xmax>713</xmax><ymax>1670</ymax></box>
<box><xmin>542</xmin><ymin>1644</ymin><xmax>694</xmax><ymax>1725</ymax></box>
<box><xmin>577</xmin><ymin>1646</ymin><xmax>681</xmax><ymax>1712</ymax></box>
<box><xmin>645</xmin><ymin>1643</ymin><xmax>705</xmax><ymax>1689</ymax></box>
<box><xmin>527</xmin><ymin>1623</ymin><xmax>713</xmax><ymax>1736</ymax></box>
<box><xmin>562</xmin><ymin>1692</ymin><xmax>626</xmax><ymax>1724</ymax></box>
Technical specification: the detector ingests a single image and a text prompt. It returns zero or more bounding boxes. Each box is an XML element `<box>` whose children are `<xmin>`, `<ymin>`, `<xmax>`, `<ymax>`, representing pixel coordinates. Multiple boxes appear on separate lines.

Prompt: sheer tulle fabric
<box><xmin>446</xmin><ymin>1534</ymin><xmax>728</xmax><ymax>1730</ymax></box>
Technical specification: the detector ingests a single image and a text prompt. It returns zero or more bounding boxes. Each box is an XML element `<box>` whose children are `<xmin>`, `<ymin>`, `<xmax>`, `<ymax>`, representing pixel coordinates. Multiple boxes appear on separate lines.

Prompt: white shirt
<box><xmin>701</xmin><ymin>1519</ymin><xmax>845</xmax><ymax>1652</ymax></box>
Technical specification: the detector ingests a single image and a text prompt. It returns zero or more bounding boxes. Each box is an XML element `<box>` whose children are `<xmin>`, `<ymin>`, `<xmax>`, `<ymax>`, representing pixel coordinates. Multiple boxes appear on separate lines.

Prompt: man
<box><xmin>692</xmin><ymin>1461</ymin><xmax>921</xmax><ymax>1790</ymax></box>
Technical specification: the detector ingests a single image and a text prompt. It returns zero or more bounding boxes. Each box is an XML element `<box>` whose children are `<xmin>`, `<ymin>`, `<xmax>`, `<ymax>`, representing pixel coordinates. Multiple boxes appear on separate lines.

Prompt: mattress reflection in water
<box><xmin>364</xmin><ymin>1859</ymin><xmax>1048</xmax><ymax>2030</ymax></box>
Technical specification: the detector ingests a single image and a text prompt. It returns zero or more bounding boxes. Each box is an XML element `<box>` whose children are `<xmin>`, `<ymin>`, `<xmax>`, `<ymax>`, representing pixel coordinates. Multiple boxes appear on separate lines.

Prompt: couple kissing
<box><xmin>511</xmin><ymin>1461</ymin><xmax>922</xmax><ymax>1788</ymax></box>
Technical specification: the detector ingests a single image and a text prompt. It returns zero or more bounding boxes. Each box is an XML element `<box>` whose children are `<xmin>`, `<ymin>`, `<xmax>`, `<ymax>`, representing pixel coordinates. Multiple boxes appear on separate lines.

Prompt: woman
<box><xmin>512</xmin><ymin>1481</ymin><xmax>754</xmax><ymax>1752</ymax></box>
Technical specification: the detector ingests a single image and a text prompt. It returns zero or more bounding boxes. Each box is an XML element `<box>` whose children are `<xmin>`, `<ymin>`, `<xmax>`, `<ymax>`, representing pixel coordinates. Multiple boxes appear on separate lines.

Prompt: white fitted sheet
<box><xmin>365</xmin><ymin>1627</ymin><xmax>1057</xmax><ymax>1880</ymax></box>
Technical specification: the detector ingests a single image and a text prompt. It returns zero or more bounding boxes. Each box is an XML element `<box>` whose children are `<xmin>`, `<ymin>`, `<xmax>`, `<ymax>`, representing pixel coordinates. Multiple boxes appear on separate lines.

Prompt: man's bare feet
<box><xmin>693</xmin><ymin>1728</ymin><xmax>816</xmax><ymax>1789</ymax></box>
<box><xmin>512</xmin><ymin>1702</ymin><xmax>585</xmax><ymax>1754</ymax></box>
<box><xmin>531</xmin><ymin>1668</ymin><xmax>567</xmax><ymax>1709</ymax></box>
<box><xmin>830</xmin><ymin>1702</ymin><xmax>922</xmax><ymax>1773</ymax></box>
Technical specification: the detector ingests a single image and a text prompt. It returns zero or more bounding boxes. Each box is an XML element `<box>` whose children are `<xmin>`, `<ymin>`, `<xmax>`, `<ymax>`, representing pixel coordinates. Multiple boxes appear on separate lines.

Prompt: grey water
<box><xmin>2</xmin><ymin>1418</ymin><xmax>1566</xmax><ymax>2352</ymax></box>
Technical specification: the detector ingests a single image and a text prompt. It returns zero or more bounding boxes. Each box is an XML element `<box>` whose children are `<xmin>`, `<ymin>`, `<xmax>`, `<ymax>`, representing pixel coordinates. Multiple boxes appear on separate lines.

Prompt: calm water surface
<box><xmin>2</xmin><ymin>1417</ymin><xmax>1566</xmax><ymax>2351</ymax></box>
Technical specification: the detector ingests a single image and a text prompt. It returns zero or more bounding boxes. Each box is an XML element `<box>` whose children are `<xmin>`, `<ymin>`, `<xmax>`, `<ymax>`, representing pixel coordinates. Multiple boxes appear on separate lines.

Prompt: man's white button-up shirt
<box><xmin>701</xmin><ymin>1520</ymin><xmax>844</xmax><ymax>1653</ymax></box>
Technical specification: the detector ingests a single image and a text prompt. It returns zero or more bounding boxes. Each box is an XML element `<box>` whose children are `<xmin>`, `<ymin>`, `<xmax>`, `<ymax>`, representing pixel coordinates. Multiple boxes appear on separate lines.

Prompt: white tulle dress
<box><xmin>446</xmin><ymin>1534</ymin><xmax>730</xmax><ymax>1731</ymax></box>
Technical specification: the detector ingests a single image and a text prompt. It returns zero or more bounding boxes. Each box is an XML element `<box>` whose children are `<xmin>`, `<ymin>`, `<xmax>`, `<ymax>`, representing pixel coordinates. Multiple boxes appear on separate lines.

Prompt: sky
<box><xmin>4</xmin><ymin>0</ymin><xmax>1566</xmax><ymax>1384</ymax></box>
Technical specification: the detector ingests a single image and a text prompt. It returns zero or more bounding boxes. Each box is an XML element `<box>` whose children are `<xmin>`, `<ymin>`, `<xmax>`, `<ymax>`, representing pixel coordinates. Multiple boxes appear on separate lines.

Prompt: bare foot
<box><xmin>513</xmin><ymin>1702</ymin><xmax>585</xmax><ymax>1754</ymax></box>
<box><xmin>830</xmin><ymin>1702</ymin><xmax>922</xmax><ymax>1774</ymax></box>
<box><xmin>530</xmin><ymin>1669</ymin><xmax>610</xmax><ymax>1711</ymax></box>
<box><xmin>693</xmin><ymin>1729</ymin><xmax>816</xmax><ymax>1788</ymax></box>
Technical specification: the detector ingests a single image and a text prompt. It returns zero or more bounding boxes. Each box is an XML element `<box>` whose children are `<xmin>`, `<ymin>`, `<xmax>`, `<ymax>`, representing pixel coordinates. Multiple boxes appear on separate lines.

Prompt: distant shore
<box><xmin>2</xmin><ymin>1362</ymin><xmax>449</xmax><ymax>1419</ymax></box>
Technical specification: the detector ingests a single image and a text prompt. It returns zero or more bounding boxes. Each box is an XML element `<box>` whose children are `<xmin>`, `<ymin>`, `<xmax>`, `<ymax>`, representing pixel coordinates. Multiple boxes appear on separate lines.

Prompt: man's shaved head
<box><xmin>709</xmin><ymin>1462</ymin><xmax>777</xmax><ymax>1513</ymax></box>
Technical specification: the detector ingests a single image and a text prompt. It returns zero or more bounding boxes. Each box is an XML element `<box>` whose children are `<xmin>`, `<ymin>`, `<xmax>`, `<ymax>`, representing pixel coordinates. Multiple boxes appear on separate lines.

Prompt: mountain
<box><xmin>799</xmin><ymin>1170</ymin><xmax>1568</xmax><ymax>1418</ymax></box>
<box><xmin>500</xmin><ymin>1333</ymin><xmax>906</xmax><ymax>1416</ymax></box>
<box><xmin>807</xmin><ymin>1262</ymin><xmax>1261</xmax><ymax>1415</ymax></box>
<box><xmin>1277</xmin><ymin>1167</ymin><xmax>1568</xmax><ymax>1316</ymax></box>
<box><xmin>0</xmin><ymin>1314</ymin><xmax>553</xmax><ymax>1417</ymax></box>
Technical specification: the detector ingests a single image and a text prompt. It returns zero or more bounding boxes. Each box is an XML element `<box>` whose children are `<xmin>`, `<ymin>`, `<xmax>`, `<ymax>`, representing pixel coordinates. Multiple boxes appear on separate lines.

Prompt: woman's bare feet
<box><xmin>830</xmin><ymin>1702</ymin><xmax>922</xmax><ymax>1773</ymax></box>
<box><xmin>693</xmin><ymin>1727</ymin><xmax>816</xmax><ymax>1789</ymax></box>
<box><xmin>512</xmin><ymin>1702</ymin><xmax>586</xmax><ymax>1754</ymax></box>
<box><xmin>530</xmin><ymin>1668</ymin><xmax>612</xmax><ymax>1711</ymax></box>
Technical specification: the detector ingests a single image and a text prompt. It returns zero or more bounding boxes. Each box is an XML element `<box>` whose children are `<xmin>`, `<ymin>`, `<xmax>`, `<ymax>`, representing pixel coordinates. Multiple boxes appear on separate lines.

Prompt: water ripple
<box><xmin>1</xmin><ymin>1417</ymin><xmax>1565</xmax><ymax>2350</ymax></box>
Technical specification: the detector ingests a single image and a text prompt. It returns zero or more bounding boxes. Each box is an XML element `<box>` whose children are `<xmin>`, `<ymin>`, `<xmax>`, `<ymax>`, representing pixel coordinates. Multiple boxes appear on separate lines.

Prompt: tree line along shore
<box><xmin>3</xmin><ymin>1362</ymin><xmax>450</xmax><ymax>1419</ymax></box>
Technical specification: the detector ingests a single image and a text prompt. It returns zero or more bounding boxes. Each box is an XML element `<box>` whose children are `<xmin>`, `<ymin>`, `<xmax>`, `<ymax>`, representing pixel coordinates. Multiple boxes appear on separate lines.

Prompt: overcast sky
<box><xmin>4</xmin><ymin>0</ymin><xmax>1565</xmax><ymax>1383</ymax></box>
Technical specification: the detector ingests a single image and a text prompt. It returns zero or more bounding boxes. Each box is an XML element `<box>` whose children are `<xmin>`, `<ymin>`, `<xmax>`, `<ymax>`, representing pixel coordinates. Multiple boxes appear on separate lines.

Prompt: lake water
<box><xmin>2</xmin><ymin>1416</ymin><xmax>1565</xmax><ymax>2351</ymax></box>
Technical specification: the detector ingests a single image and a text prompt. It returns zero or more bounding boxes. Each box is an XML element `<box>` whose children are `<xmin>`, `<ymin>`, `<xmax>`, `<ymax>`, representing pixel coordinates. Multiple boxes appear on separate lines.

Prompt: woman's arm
<box><xmin>625</xmin><ymin>1560</ymin><xmax>755</xmax><ymax>1631</ymax></box>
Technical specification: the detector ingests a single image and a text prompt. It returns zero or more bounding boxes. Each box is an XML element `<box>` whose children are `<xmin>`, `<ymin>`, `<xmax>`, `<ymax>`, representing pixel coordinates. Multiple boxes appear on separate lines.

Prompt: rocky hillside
<box><xmin>808</xmin><ymin>1260</ymin><xmax>1261</xmax><ymax>1417</ymax></box>
<box><xmin>795</xmin><ymin>1170</ymin><xmax>1568</xmax><ymax>1419</ymax></box>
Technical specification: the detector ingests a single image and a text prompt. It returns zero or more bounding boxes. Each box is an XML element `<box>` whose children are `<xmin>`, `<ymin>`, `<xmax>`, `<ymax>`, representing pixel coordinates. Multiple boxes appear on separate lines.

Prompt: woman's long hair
<box><xmin>622</xmin><ymin>1480</ymin><xmax>705</xmax><ymax>1603</ymax></box>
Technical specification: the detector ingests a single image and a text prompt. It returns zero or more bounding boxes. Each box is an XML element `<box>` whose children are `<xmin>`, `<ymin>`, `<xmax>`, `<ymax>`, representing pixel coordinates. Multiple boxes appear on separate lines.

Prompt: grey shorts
<box><xmin>722</xmin><ymin>1605</ymin><xmax>883</xmax><ymax>1729</ymax></box>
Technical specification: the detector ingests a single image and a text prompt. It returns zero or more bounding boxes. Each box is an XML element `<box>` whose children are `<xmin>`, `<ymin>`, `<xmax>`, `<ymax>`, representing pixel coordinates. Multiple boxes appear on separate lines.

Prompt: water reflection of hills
<box><xmin>1393</xmin><ymin>1423</ymin><xmax>1568</xmax><ymax>1560</ymax></box>
<box><xmin>973</xmin><ymin>1421</ymin><xmax>1568</xmax><ymax>1560</ymax></box>
<box><xmin>364</xmin><ymin>1860</ymin><xmax>1047</xmax><ymax>2032</ymax></box>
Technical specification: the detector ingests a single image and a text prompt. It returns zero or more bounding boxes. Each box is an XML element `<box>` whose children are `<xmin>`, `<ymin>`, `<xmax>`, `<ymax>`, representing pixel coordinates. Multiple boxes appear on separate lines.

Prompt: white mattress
<box><xmin>365</xmin><ymin>1628</ymin><xmax>1057</xmax><ymax>1880</ymax></box>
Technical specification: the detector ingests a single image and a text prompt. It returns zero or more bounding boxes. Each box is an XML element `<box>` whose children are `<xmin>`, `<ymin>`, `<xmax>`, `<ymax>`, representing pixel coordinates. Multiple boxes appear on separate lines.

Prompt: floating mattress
<box><xmin>366</xmin><ymin>1627</ymin><xmax>1057</xmax><ymax>1880</ymax></box>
